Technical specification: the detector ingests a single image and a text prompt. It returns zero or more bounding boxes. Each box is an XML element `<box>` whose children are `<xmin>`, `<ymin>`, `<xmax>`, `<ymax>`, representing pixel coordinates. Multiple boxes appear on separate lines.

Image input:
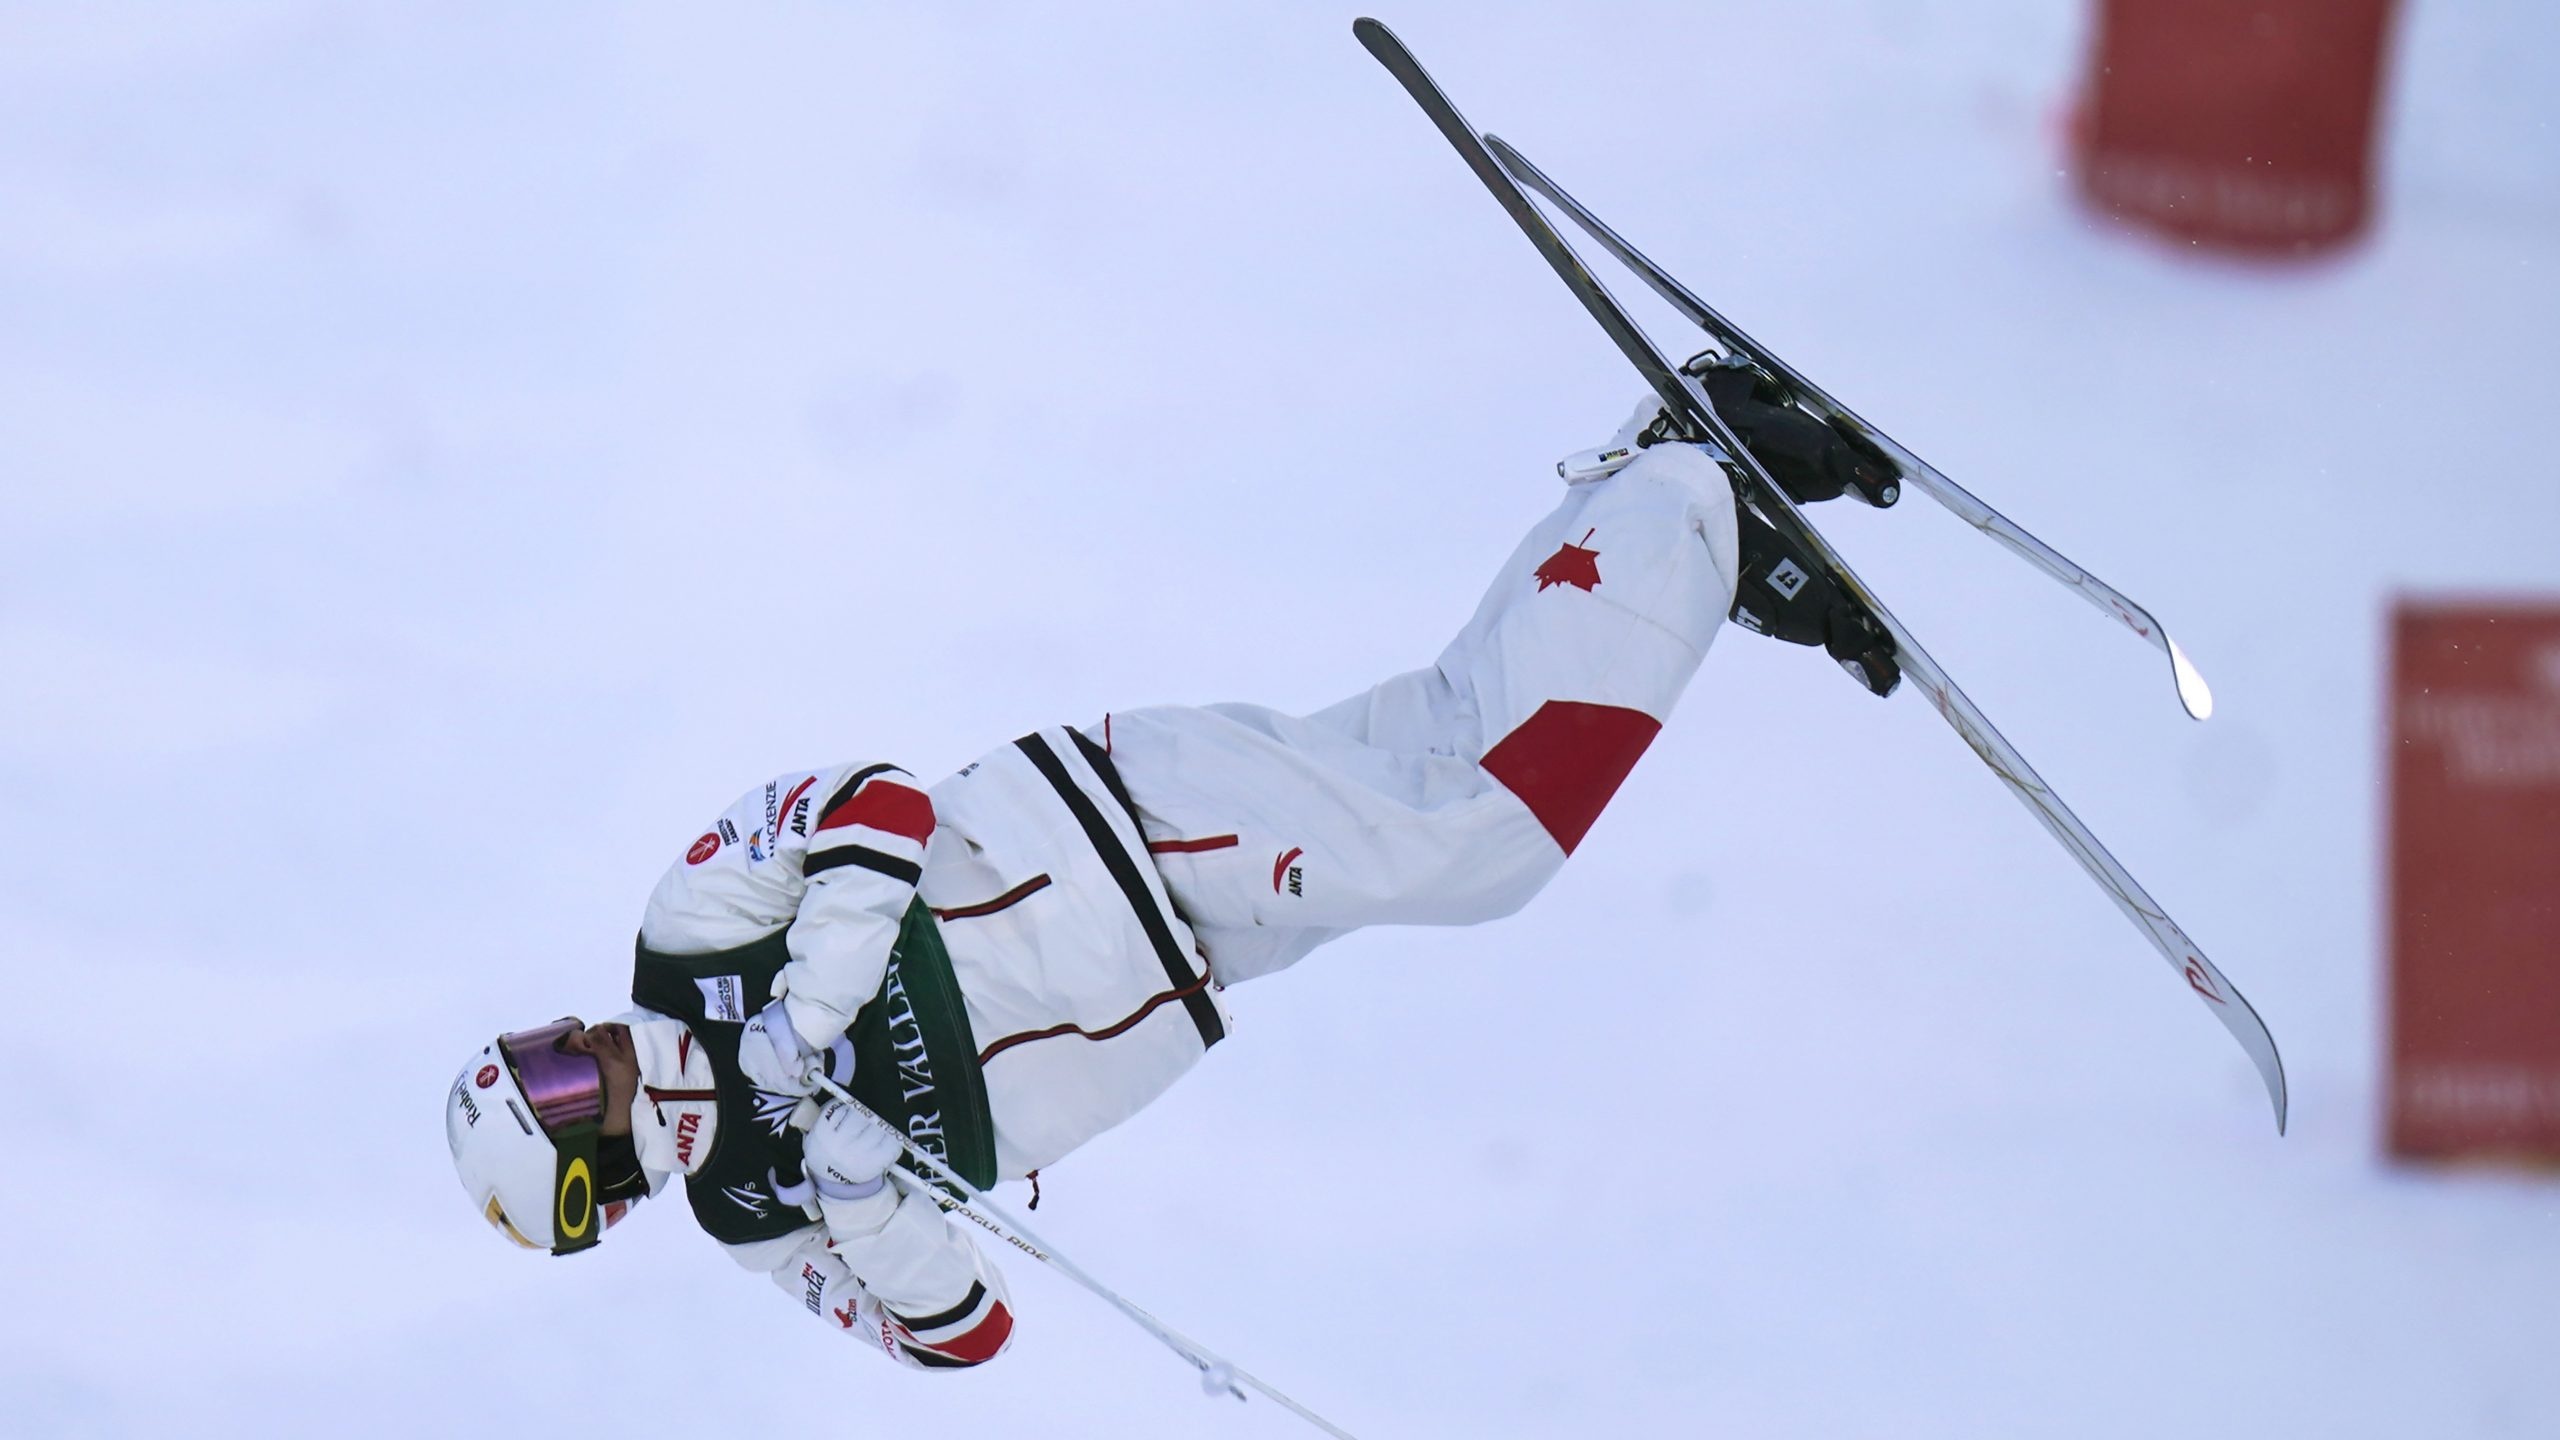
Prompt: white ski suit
<box><xmin>627</xmin><ymin>443</ymin><xmax>1741</xmax><ymax>1369</ymax></box>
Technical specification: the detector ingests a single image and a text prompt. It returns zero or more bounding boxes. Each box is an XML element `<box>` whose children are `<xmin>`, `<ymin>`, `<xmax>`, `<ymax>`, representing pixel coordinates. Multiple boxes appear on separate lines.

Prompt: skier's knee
<box><xmin>1481</xmin><ymin>700</ymin><xmax>1663</xmax><ymax>858</ymax></box>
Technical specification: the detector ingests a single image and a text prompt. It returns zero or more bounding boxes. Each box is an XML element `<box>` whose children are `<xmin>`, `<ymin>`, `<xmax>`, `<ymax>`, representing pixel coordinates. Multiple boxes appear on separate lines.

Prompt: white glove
<box><xmin>739</xmin><ymin>1003</ymin><xmax>821</xmax><ymax>1096</ymax></box>
<box><xmin>805</xmin><ymin>1099</ymin><xmax>906</xmax><ymax>1200</ymax></box>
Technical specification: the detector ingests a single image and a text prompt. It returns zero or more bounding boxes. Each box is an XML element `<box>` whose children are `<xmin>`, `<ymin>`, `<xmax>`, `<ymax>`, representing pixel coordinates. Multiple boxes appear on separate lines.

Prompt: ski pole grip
<box><xmin>808</xmin><ymin>1073</ymin><xmax>905</xmax><ymax>1147</ymax></box>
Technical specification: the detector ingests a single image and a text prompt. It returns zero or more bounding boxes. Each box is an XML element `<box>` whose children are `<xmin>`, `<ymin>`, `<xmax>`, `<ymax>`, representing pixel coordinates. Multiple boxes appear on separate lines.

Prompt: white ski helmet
<box><xmin>445</xmin><ymin>1020</ymin><xmax>626</xmax><ymax>1256</ymax></box>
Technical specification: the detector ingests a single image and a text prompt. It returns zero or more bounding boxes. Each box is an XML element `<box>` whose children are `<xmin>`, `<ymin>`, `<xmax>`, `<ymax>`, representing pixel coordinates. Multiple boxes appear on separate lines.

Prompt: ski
<box><xmin>1485</xmin><ymin>133</ymin><xmax>2215</xmax><ymax>723</ymax></box>
<box><xmin>1352</xmin><ymin>16</ymin><xmax>2287</xmax><ymax>1132</ymax></box>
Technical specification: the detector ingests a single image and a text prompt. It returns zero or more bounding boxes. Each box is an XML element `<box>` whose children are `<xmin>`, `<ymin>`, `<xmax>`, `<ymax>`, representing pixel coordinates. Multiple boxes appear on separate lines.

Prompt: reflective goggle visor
<box><xmin>497</xmin><ymin>1019</ymin><xmax>605</xmax><ymax>1256</ymax></box>
<box><xmin>498</xmin><ymin>1019</ymin><xmax>605</xmax><ymax>1135</ymax></box>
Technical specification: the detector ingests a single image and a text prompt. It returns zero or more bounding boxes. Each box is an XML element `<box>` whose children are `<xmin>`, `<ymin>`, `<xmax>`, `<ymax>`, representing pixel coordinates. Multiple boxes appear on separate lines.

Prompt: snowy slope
<box><xmin>3</xmin><ymin>4</ymin><xmax>2555</xmax><ymax>1437</ymax></box>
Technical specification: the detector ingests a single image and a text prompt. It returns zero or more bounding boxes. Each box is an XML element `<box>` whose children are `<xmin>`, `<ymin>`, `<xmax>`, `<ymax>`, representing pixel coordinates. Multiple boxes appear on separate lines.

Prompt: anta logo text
<box><xmin>1272</xmin><ymin>847</ymin><xmax>1305</xmax><ymax>896</ymax></box>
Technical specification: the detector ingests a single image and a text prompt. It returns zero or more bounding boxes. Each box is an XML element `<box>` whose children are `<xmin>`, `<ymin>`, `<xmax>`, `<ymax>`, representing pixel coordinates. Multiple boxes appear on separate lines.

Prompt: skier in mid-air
<box><xmin>443</xmin><ymin>381</ymin><xmax>1883</xmax><ymax>1371</ymax></box>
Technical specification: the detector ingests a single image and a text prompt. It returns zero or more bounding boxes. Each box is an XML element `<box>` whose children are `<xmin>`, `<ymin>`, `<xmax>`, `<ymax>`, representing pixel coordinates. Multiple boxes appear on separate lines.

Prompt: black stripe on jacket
<box><xmin>1014</xmin><ymin>732</ymin><xmax>1224</xmax><ymax>1050</ymax></box>
<box><xmin>804</xmin><ymin>844</ymin><xmax>922</xmax><ymax>885</ymax></box>
<box><xmin>895</xmin><ymin>1281</ymin><xmax>988</xmax><ymax>1335</ymax></box>
<box><xmin>822</xmin><ymin>762</ymin><xmax>909</xmax><ymax>822</ymax></box>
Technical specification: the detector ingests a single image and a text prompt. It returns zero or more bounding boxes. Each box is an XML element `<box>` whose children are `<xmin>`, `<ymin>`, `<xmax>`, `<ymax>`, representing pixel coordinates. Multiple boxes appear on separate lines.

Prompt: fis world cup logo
<box><xmin>751</xmin><ymin>1091</ymin><xmax>800</xmax><ymax>1137</ymax></box>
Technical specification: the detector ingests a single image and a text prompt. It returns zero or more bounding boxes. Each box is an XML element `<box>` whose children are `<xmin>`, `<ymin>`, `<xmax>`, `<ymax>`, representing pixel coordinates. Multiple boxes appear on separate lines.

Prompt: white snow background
<box><xmin>4</xmin><ymin>3</ymin><xmax>2555</xmax><ymax>1436</ymax></box>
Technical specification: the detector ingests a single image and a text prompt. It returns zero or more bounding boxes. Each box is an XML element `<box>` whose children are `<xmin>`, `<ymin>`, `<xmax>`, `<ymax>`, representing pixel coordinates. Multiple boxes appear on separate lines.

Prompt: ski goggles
<box><xmin>494</xmin><ymin>1019</ymin><xmax>610</xmax><ymax>1256</ymax></box>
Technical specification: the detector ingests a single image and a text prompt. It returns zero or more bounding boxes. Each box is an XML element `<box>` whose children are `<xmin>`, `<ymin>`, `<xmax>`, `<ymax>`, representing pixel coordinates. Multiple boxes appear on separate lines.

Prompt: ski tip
<box><xmin>2251</xmin><ymin>1018</ymin><xmax>2288</xmax><ymax>1136</ymax></box>
<box><xmin>1352</xmin><ymin>17</ymin><xmax>1408</xmax><ymax>68</ymax></box>
<box><xmin>2168</xmin><ymin>635</ymin><xmax>2214</xmax><ymax>722</ymax></box>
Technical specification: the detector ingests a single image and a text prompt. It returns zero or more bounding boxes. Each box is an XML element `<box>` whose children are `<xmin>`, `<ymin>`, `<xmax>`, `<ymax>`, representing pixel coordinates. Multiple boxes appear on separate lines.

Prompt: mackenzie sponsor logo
<box><xmin>758</xmin><ymin>776</ymin><xmax>817</xmax><ymax>859</ymax></box>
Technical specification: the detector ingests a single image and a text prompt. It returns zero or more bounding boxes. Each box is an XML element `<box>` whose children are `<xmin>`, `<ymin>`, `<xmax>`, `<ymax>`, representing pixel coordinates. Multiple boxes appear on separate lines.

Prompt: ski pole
<box><xmin>807</xmin><ymin>1073</ymin><xmax>1363</xmax><ymax>1440</ymax></box>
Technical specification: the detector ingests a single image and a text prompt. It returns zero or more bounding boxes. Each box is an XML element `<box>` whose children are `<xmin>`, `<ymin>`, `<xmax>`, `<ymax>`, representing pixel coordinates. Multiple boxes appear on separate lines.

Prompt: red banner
<box><xmin>2387</xmin><ymin>601</ymin><xmax>2560</xmax><ymax>1161</ymax></box>
<box><xmin>2074</xmin><ymin>0</ymin><xmax>2399</xmax><ymax>257</ymax></box>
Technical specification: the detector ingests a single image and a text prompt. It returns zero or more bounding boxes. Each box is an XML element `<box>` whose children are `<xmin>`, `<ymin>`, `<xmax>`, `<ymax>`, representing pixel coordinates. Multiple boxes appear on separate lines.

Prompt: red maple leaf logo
<box><xmin>1534</xmin><ymin>529</ymin><xmax>1603</xmax><ymax>592</ymax></box>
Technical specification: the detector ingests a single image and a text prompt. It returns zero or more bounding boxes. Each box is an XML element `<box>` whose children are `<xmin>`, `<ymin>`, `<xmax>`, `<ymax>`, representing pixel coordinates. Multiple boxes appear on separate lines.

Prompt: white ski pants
<box><xmin>1102</xmin><ymin>443</ymin><xmax>1742</xmax><ymax>984</ymax></box>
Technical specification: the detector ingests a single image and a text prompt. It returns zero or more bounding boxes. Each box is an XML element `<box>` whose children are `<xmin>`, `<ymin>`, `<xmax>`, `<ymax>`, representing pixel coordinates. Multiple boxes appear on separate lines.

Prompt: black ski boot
<box><xmin>1690</xmin><ymin>356</ymin><xmax>1900</xmax><ymax>508</ymax></box>
<box><xmin>1728</xmin><ymin>503</ymin><xmax>1901</xmax><ymax>697</ymax></box>
<box><xmin>1568</xmin><ymin>359</ymin><xmax>1905</xmax><ymax>698</ymax></box>
<box><xmin>1691</xmin><ymin>355</ymin><xmax>1903</xmax><ymax>697</ymax></box>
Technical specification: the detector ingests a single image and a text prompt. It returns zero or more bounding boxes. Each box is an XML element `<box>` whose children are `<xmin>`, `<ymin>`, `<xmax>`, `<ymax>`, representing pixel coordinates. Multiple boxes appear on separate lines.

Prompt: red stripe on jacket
<box><xmin>818</xmin><ymin>779</ymin><xmax>935</xmax><ymax>845</ymax></box>
<box><xmin>908</xmin><ymin>1302</ymin><xmax>1014</xmax><ymax>1365</ymax></box>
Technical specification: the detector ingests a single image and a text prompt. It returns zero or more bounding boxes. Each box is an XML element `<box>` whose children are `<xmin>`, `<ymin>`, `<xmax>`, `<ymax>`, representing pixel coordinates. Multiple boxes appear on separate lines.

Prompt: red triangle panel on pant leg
<box><xmin>1479</xmin><ymin>700</ymin><xmax>1663</xmax><ymax>855</ymax></box>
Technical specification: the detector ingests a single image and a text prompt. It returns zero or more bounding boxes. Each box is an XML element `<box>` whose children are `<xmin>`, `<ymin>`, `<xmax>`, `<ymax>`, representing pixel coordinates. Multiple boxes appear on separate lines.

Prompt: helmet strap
<box><xmin>596</xmin><ymin>1132</ymin><xmax>648</xmax><ymax>1206</ymax></box>
<box><xmin>546</xmin><ymin>1116</ymin><xmax>603</xmax><ymax>1256</ymax></box>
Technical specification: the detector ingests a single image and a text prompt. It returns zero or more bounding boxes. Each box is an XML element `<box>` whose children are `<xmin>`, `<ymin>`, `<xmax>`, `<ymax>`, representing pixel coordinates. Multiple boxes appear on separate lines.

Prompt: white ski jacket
<box><xmin>631</xmin><ymin>726</ymin><xmax>1232</xmax><ymax>1368</ymax></box>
